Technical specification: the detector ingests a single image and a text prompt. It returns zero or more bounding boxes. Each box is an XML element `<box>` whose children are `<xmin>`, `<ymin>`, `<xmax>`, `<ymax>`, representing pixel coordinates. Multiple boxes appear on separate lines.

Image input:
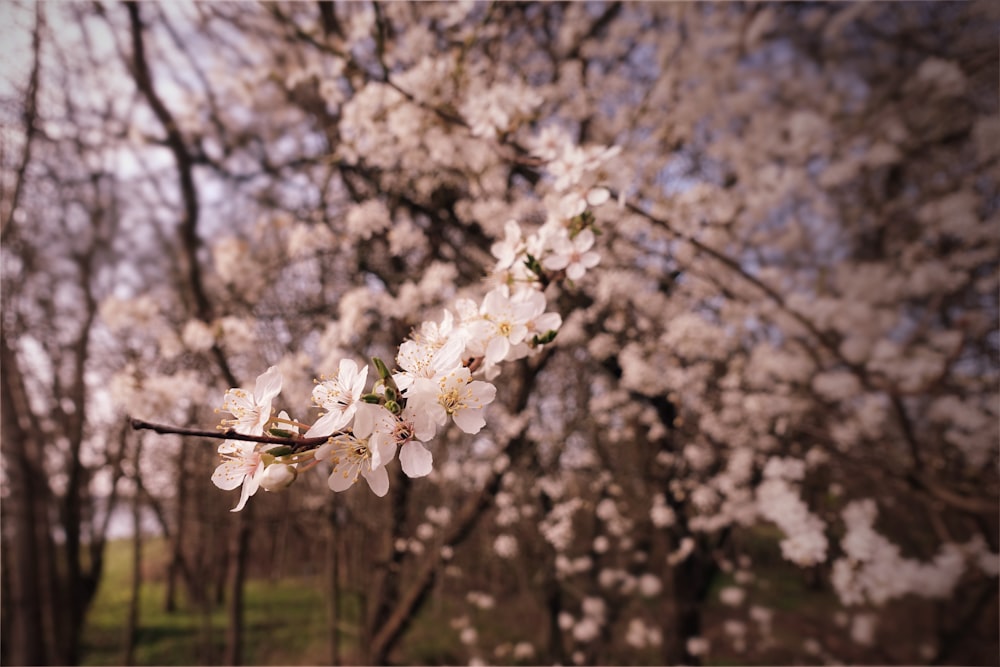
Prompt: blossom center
<box><xmin>353</xmin><ymin>441</ymin><xmax>371</xmax><ymax>460</ymax></box>
<box><xmin>395</xmin><ymin>420</ymin><xmax>414</xmax><ymax>444</ymax></box>
<box><xmin>440</xmin><ymin>388</ymin><xmax>463</xmax><ymax>414</ymax></box>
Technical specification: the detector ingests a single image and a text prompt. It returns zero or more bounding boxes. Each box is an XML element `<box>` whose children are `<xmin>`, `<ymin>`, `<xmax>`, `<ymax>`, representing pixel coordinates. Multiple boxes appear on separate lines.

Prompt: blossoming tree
<box><xmin>2</xmin><ymin>1</ymin><xmax>997</xmax><ymax>665</ymax></box>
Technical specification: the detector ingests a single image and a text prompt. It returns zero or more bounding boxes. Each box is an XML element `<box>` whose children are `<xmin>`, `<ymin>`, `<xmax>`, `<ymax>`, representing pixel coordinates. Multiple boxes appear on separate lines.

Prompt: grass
<box><xmin>82</xmin><ymin>539</ymin><xmax>339</xmax><ymax>666</ymax></box>
<box><xmin>85</xmin><ymin>526</ymin><xmax>964</xmax><ymax>666</ymax></box>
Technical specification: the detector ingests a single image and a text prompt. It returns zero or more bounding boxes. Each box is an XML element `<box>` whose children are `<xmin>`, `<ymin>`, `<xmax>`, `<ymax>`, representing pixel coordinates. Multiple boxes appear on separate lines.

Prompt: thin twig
<box><xmin>129</xmin><ymin>417</ymin><xmax>328</xmax><ymax>450</ymax></box>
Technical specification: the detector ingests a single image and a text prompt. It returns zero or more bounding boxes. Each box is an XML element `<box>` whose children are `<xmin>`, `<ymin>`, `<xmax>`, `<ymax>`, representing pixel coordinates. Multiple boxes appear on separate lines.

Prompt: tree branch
<box><xmin>1</xmin><ymin>3</ymin><xmax>43</xmax><ymax>245</ymax></box>
<box><xmin>129</xmin><ymin>418</ymin><xmax>329</xmax><ymax>451</ymax></box>
<box><xmin>125</xmin><ymin>1</ymin><xmax>238</xmax><ymax>388</ymax></box>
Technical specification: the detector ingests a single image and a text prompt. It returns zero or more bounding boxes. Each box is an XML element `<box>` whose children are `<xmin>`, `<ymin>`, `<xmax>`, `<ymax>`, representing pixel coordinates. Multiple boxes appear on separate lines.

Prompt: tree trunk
<box><xmin>367</xmin><ymin>470</ymin><xmax>411</xmax><ymax>663</ymax></box>
<box><xmin>2</xmin><ymin>333</ymin><xmax>52</xmax><ymax>665</ymax></box>
<box><xmin>122</xmin><ymin>441</ymin><xmax>144</xmax><ymax>665</ymax></box>
<box><xmin>662</xmin><ymin>542</ymin><xmax>719</xmax><ymax>665</ymax></box>
<box><xmin>224</xmin><ymin>504</ymin><xmax>253</xmax><ymax>666</ymax></box>
<box><xmin>4</xmin><ymin>468</ymin><xmax>48</xmax><ymax>666</ymax></box>
<box><xmin>326</xmin><ymin>499</ymin><xmax>343</xmax><ymax>666</ymax></box>
<box><xmin>544</xmin><ymin>572</ymin><xmax>567</xmax><ymax>665</ymax></box>
<box><xmin>165</xmin><ymin>447</ymin><xmax>188</xmax><ymax>613</ymax></box>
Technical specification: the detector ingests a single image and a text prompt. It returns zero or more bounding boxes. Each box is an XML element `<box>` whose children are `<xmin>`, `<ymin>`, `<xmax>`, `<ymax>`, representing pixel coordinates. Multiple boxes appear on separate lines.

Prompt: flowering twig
<box><xmin>129</xmin><ymin>417</ymin><xmax>328</xmax><ymax>451</ymax></box>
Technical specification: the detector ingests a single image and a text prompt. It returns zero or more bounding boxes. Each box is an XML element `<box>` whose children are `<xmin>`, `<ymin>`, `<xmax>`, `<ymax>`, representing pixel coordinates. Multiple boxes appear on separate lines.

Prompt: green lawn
<box><xmin>82</xmin><ymin>539</ymin><xmax>339</xmax><ymax>666</ymax></box>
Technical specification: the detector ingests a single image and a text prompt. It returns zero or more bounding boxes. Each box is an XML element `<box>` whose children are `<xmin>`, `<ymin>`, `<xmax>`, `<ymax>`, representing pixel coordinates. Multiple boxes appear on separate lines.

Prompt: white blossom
<box><xmin>306</xmin><ymin>359</ymin><xmax>368</xmax><ymax>438</ymax></box>
<box><xmin>218</xmin><ymin>366</ymin><xmax>283</xmax><ymax>436</ymax></box>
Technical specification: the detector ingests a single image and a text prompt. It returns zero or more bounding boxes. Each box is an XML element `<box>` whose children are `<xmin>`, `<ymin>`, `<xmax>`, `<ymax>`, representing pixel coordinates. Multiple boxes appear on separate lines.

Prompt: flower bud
<box><xmin>259</xmin><ymin>463</ymin><xmax>297</xmax><ymax>491</ymax></box>
<box><xmin>372</xmin><ymin>356</ymin><xmax>393</xmax><ymax>381</ymax></box>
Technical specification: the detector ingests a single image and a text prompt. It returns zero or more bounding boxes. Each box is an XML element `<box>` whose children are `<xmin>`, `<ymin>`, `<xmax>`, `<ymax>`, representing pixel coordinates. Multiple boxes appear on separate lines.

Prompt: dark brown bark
<box><xmin>122</xmin><ymin>437</ymin><xmax>144</xmax><ymax>666</ymax></box>
<box><xmin>1</xmin><ymin>332</ymin><xmax>52</xmax><ymax>665</ymax></box>
<box><xmin>326</xmin><ymin>498</ymin><xmax>343</xmax><ymax>666</ymax></box>
<box><xmin>366</xmin><ymin>471</ymin><xmax>412</xmax><ymax>663</ymax></box>
<box><xmin>164</xmin><ymin>445</ymin><xmax>190</xmax><ymax>613</ymax></box>
<box><xmin>661</xmin><ymin>539</ymin><xmax>721</xmax><ymax>666</ymax></box>
<box><xmin>224</xmin><ymin>504</ymin><xmax>254</xmax><ymax>666</ymax></box>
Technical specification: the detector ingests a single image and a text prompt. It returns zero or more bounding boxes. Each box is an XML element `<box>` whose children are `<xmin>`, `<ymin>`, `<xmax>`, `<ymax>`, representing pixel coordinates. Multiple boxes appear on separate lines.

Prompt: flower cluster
<box><xmin>210</xmin><ymin>184</ymin><xmax>608</xmax><ymax>510</ymax></box>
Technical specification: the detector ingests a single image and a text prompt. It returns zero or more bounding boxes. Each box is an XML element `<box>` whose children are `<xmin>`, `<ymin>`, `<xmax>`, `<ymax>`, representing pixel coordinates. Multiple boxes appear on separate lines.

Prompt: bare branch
<box><xmin>1</xmin><ymin>3</ymin><xmax>43</xmax><ymax>244</ymax></box>
<box><xmin>129</xmin><ymin>418</ymin><xmax>329</xmax><ymax>451</ymax></box>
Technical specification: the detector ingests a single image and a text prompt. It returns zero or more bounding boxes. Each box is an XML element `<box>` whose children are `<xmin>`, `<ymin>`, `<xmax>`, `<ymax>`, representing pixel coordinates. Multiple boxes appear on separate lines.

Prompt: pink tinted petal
<box><xmin>400</xmin><ymin>441</ymin><xmax>433</xmax><ymax>478</ymax></box>
<box><xmin>218</xmin><ymin>439</ymin><xmax>248</xmax><ymax>455</ymax></box>
<box><xmin>352</xmin><ymin>402</ymin><xmax>377</xmax><ymax>439</ymax></box>
<box><xmin>566</xmin><ymin>263</ymin><xmax>586</xmax><ymax>281</ymax></box>
<box><xmin>534</xmin><ymin>312</ymin><xmax>562</xmax><ymax>332</ymax></box>
<box><xmin>345</xmin><ymin>359</ymin><xmax>368</xmax><ymax>395</ymax></box>
<box><xmin>469</xmin><ymin>380</ymin><xmax>497</xmax><ymax>405</ymax></box>
<box><xmin>582</xmin><ymin>251</ymin><xmax>601</xmax><ymax>268</ymax></box>
<box><xmin>232</xmin><ymin>484</ymin><xmax>252</xmax><ymax>512</ymax></box>
<box><xmin>482</xmin><ymin>286</ymin><xmax>508</xmax><ymax>313</ymax></box>
<box><xmin>305</xmin><ymin>409</ymin><xmax>351</xmax><ymax>438</ymax></box>
<box><xmin>431</xmin><ymin>336</ymin><xmax>465</xmax><ymax>372</ymax></box>
<box><xmin>254</xmin><ymin>366</ymin><xmax>283</xmax><ymax>403</ymax></box>
<box><xmin>375</xmin><ymin>437</ymin><xmax>397</xmax><ymax>466</ymax></box>
<box><xmin>363</xmin><ymin>465</ymin><xmax>390</xmax><ymax>497</ymax></box>
<box><xmin>247</xmin><ymin>461</ymin><xmax>264</xmax><ymax>493</ymax></box>
<box><xmin>542</xmin><ymin>253</ymin><xmax>570</xmax><ymax>271</ymax></box>
<box><xmin>587</xmin><ymin>188</ymin><xmax>610</xmax><ymax>206</ymax></box>
<box><xmin>328</xmin><ymin>464</ymin><xmax>357</xmax><ymax>492</ymax></box>
<box><xmin>212</xmin><ymin>461</ymin><xmax>246</xmax><ymax>491</ymax></box>
<box><xmin>574</xmin><ymin>229</ymin><xmax>595</xmax><ymax>252</ymax></box>
<box><xmin>413</xmin><ymin>417</ymin><xmax>437</xmax><ymax>443</ymax></box>
<box><xmin>231</xmin><ymin>462</ymin><xmax>262</xmax><ymax>512</ymax></box>
<box><xmin>509</xmin><ymin>323</ymin><xmax>528</xmax><ymax>346</ymax></box>
<box><xmin>338</xmin><ymin>358</ymin><xmax>359</xmax><ymax>385</ymax></box>
<box><xmin>453</xmin><ymin>407</ymin><xmax>487</xmax><ymax>435</ymax></box>
<box><xmin>314</xmin><ymin>441</ymin><xmax>335</xmax><ymax>462</ymax></box>
<box><xmin>486</xmin><ymin>336</ymin><xmax>510</xmax><ymax>366</ymax></box>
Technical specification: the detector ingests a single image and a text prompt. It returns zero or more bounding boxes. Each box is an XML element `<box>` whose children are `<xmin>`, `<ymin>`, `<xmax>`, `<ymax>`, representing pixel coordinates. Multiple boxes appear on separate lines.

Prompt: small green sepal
<box><xmin>264</xmin><ymin>446</ymin><xmax>293</xmax><ymax>457</ymax></box>
<box><xmin>531</xmin><ymin>330</ymin><xmax>558</xmax><ymax>347</ymax></box>
<box><xmin>523</xmin><ymin>253</ymin><xmax>544</xmax><ymax>278</ymax></box>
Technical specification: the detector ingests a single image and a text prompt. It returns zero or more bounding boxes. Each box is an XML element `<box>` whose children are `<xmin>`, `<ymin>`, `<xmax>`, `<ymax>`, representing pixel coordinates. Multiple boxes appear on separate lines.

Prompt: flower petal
<box><xmin>328</xmin><ymin>464</ymin><xmax>357</xmax><ymax>492</ymax></box>
<box><xmin>453</xmin><ymin>407</ymin><xmax>487</xmax><ymax>434</ymax></box>
<box><xmin>363</xmin><ymin>465</ymin><xmax>390</xmax><ymax>497</ymax></box>
<box><xmin>254</xmin><ymin>365</ymin><xmax>283</xmax><ymax>403</ymax></box>
<box><xmin>212</xmin><ymin>460</ymin><xmax>247</xmax><ymax>490</ymax></box>
<box><xmin>587</xmin><ymin>187</ymin><xmax>610</xmax><ymax>206</ymax></box>
<box><xmin>400</xmin><ymin>441</ymin><xmax>433</xmax><ymax>478</ymax></box>
<box><xmin>375</xmin><ymin>437</ymin><xmax>397</xmax><ymax>466</ymax></box>
<box><xmin>574</xmin><ymin>229</ymin><xmax>595</xmax><ymax>252</ymax></box>
<box><xmin>232</xmin><ymin>483</ymin><xmax>253</xmax><ymax>512</ymax></box>
<box><xmin>306</xmin><ymin>409</ymin><xmax>351</xmax><ymax>438</ymax></box>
